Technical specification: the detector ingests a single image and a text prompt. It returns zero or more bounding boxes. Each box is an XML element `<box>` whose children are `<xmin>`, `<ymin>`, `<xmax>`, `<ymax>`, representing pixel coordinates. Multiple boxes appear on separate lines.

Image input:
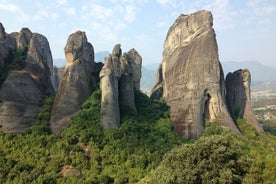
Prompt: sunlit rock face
<box><xmin>50</xmin><ymin>31</ymin><xmax>99</xmax><ymax>133</ymax></box>
<box><xmin>0</xmin><ymin>25</ymin><xmax>54</xmax><ymax>133</ymax></box>
<box><xmin>226</xmin><ymin>69</ymin><xmax>264</xmax><ymax>134</ymax></box>
<box><xmin>151</xmin><ymin>10</ymin><xmax>240</xmax><ymax>139</ymax></box>
<box><xmin>100</xmin><ymin>44</ymin><xmax>142</xmax><ymax>129</ymax></box>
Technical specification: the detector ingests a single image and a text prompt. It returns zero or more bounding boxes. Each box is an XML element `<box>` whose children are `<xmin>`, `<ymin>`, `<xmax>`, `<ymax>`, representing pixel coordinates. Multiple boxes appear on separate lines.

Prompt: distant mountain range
<box><xmin>221</xmin><ymin>61</ymin><xmax>276</xmax><ymax>82</ymax></box>
<box><xmin>54</xmin><ymin>56</ymin><xmax>276</xmax><ymax>92</ymax></box>
<box><xmin>53</xmin><ymin>51</ymin><xmax>110</xmax><ymax>67</ymax></box>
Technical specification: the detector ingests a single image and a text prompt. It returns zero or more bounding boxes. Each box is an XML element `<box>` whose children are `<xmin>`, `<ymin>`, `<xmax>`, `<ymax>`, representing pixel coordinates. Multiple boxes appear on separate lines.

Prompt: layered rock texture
<box><xmin>0</xmin><ymin>24</ymin><xmax>54</xmax><ymax>132</ymax></box>
<box><xmin>151</xmin><ymin>10</ymin><xmax>241</xmax><ymax>138</ymax></box>
<box><xmin>226</xmin><ymin>69</ymin><xmax>264</xmax><ymax>134</ymax></box>
<box><xmin>100</xmin><ymin>44</ymin><xmax>142</xmax><ymax>129</ymax></box>
<box><xmin>50</xmin><ymin>31</ymin><xmax>100</xmax><ymax>133</ymax></box>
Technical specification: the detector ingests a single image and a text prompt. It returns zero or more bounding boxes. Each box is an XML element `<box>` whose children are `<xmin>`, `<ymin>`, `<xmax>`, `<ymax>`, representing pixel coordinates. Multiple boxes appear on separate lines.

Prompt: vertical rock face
<box><xmin>151</xmin><ymin>10</ymin><xmax>240</xmax><ymax>138</ymax></box>
<box><xmin>100</xmin><ymin>45</ymin><xmax>122</xmax><ymax>129</ymax></box>
<box><xmin>226</xmin><ymin>69</ymin><xmax>264</xmax><ymax>133</ymax></box>
<box><xmin>50</xmin><ymin>31</ymin><xmax>99</xmax><ymax>133</ymax></box>
<box><xmin>0</xmin><ymin>23</ymin><xmax>17</xmax><ymax>68</ymax></box>
<box><xmin>100</xmin><ymin>44</ymin><xmax>142</xmax><ymax>129</ymax></box>
<box><xmin>126</xmin><ymin>49</ymin><xmax>142</xmax><ymax>90</ymax></box>
<box><xmin>0</xmin><ymin>25</ymin><xmax>54</xmax><ymax>133</ymax></box>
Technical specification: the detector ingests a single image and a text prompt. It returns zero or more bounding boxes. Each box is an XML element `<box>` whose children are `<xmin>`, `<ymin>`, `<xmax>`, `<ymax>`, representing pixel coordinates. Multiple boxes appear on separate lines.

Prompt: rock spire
<box><xmin>151</xmin><ymin>10</ymin><xmax>240</xmax><ymax>138</ymax></box>
<box><xmin>50</xmin><ymin>31</ymin><xmax>99</xmax><ymax>133</ymax></box>
<box><xmin>226</xmin><ymin>69</ymin><xmax>264</xmax><ymax>134</ymax></box>
<box><xmin>100</xmin><ymin>44</ymin><xmax>142</xmax><ymax>129</ymax></box>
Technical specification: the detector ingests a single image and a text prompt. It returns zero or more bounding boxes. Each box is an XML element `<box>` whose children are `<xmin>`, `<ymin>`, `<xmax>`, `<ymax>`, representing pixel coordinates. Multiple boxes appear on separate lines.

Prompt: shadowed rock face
<box><xmin>50</xmin><ymin>31</ymin><xmax>99</xmax><ymax>133</ymax></box>
<box><xmin>100</xmin><ymin>44</ymin><xmax>142</xmax><ymax>129</ymax></box>
<box><xmin>151</xmin><ymin>10</ymin><xmax>240</xmax><ymax>138</ymax></box>
<box><xmin>0</xmin><ymin>25</ymin><xmax>54</xmax><ymax>133</ymax></box>
<box><xmin>0</xmin><ymin>23</ymin><xmax>17</xmax><ymax>68</ymax></box>
<box><xmin>226</xmin><ymin>69</ymin><xmax>264</xmax><ymax>134</ymax></box>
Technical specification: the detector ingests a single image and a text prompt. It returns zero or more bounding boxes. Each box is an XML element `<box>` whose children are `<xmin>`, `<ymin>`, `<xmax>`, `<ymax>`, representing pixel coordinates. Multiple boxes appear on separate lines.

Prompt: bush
<box><xmin>144</xmin><ymin>133</ymin><xmax>249</xmax><ymax>184</ymax></box>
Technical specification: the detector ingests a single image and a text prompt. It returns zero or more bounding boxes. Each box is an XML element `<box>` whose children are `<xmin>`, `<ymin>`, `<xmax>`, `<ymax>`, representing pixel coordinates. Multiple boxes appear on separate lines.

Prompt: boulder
<box><xmin>226</xmin><ymin>69</ymin><xmax>264</xmax><ymax>134</ymax></box>
<box><xmin>151</xmin><ymin>10</ymin><xmax>240</xmax><ymax>138</ymax></box>
<box><xmin>50</xmin><ymin>31</ymin><xmax>98</xmax><ymax>133</ymax></box>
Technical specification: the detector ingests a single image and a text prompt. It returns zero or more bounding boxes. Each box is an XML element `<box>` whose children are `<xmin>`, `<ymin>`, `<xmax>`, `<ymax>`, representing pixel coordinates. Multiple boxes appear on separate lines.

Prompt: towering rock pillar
<box><xmin>50</xmin><ymin>31</ymin><xmax>98</xmax><ymax>133</ymax></box>
<box><xmin>226</xmin><ymin>69</ymin><xmax>264</xmax><ymax>134</ymax></box>
<box><xmin>100</xmin><ymin>45</ymin><xmax>142</xmax><ymax>129</ymax></box>
<box><xmin>100</xmin><ymin>44</ymin><xmax>122</xmax><ymax>129</ymax></box>
<box><xmin>151</xmin><ymin>10</ymin><xmax>240</xmax><ymax>138</ymax></box>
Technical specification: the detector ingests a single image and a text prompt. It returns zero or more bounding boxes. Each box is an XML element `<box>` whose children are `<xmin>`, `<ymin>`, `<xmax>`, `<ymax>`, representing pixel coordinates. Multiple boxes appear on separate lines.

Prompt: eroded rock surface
<box><xmin>0</xmin><ymin>25</ymin><xmax>54</xmax><ymax>133</ymax></box>
<box><xmin>100</xmin><ymin>44</ymin><xmax>142</xmax><ymax>129</ymax></box>
<box><xmin>50</xmin><ymin>31</ymin><xmax>99</xmax><ymax>133</ymax></box>
<box><xmin>151</xmin><ymin>10</ymin><xmax>240</xmax><ymax>138</ymax></box>
<box><xmin>226</xmin><ymin>69</ymin><xmax>264</xmax><ymax>134</ymax></box>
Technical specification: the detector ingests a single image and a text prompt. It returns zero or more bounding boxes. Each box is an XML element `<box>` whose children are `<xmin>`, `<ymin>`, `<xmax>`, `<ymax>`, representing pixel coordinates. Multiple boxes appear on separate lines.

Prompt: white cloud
<box><xmin>124</xmin><ymin>5</ymin><xmax>136</xmax><ymax>22</ymax></box>
<box><xmin>90</xmin><ymin>3</ymin><xmax>113</xmax><ymax>20</ymax></box>
<box><xmin>156</xmin><ymin>0</ymin><xmax>170</xmax><ymax>6</ymax></box>
<box><xmin>57</xmin><ymin>0</ymin><xmax>67</xmax><ymax>5</ymax></box>
<box><xmin>0</xmin><ymin>3</ymin><xmax>19</xmax><ymax>11</ymax></box>
<box><xmin>247</xmin><ymin>0</ymin><xmax>276</xmax><ymax>16</ymax></box>
<box><xmin>65</xmin><ymin>7</ymin><xmax>76</xmax><ymax>15</ymax></box>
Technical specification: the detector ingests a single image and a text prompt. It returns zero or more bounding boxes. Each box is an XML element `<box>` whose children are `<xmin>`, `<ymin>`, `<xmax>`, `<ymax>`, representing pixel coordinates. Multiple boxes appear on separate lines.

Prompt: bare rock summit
<box><xmin>100</xmin><ymin>44</ymin><xmax>142</xmax><ymax>129</ymax></box>
<box><xmin>50</xmin><ymin>31</ymin><xmax>99</xmax><ymax>133</ymax></box>
<box><xmin>151</xmin><ymin>10</ymin><xmax>240</xmax><ymax>138</ymax></box>
<box><xmin>0</xmin><ymin>24</ymin><xmax>54</xmax><ymax>133</ymax></box>
<box><xmin>226</xmin><ymin>69</ymin><xmax>264</xmax><ymax>134</ymax></box>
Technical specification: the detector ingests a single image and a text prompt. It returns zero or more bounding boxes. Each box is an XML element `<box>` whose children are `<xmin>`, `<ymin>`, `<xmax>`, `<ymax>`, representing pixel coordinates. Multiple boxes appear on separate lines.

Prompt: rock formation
<box><xmin>226</xmin><ymin>69</ymin><xmax>264</xmax><ymax>133</ymax></box>
<box><xmin>100</xmin><ymin>45</ymin><xmax>122</xmax><ymax>129</ymax></box>
<box><xmin>100</xmin><ymin>44</ymin><xmax>142</xmax><ymax>129</ymax></box>
<box><xmin>50</xmin><ymin>31</ymin><xmax>99</xmax><ymax>133</ymax></box>
<box><xmin>151</xmin><ymin>10</ymin><xmax>240</xmax><ymax>138</ymax></box>
<box><xmin>0</xmin><ymin>23</ymin><xmax>17</xmax><ymax>68</ymax></box>
<box><xmin>0</xmin><ymin>24</ymin><xmax>54</xmax><ymax>133</ymax></box>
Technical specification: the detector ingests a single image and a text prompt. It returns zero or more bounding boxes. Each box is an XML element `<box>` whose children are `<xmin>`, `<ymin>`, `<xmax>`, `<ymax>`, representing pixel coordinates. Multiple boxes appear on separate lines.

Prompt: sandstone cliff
<box><xmin>100</xmin><ymin>44</ymin><xmax>142</xmax><ymax>129</ymax></box>
<box><xmin>50</xmin><ymin>31</ymin><xmax>99</xmax><ymax>133</ymax></box>
<box><xmin>226</xmin><ymin>69</ymin><xmax>264</xmax><ymax>134</ymax></box>
<box><xmin>0</xmin><ymin>24</ymin><xmax>54</xmax><ymax>132</ymax></box>
<box><xmin>151</xmin><ymin>10</ymin><xmax>240</xmax><ymax>138</ymax></box>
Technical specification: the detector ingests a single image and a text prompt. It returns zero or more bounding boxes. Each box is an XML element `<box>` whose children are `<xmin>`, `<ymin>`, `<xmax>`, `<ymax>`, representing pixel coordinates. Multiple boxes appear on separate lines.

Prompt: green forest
<box><xmin>0</xmin><ymin>90</ymin><xmax>275</xmax><ymax>183</ymax></box>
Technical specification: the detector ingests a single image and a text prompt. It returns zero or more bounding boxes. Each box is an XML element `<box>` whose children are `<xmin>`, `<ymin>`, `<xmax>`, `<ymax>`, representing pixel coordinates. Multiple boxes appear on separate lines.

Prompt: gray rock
<box><xmin>17</xmin><ymin>28</ymin><xmax>32</xmax><ymax>48</ymax></box>
<box><xmin>51</xmin><ymin>66</ymin><xmax>59</xmax><ymax>92</ymax></box>
<box><xmin>100</xmin><ymin>54</ymin><xmax>121</xmax><ymax>129</ymax></box>
<box><xmin>151</xmin><ymin>10</ymin><xmax>240</xmax><ymax>138</ymax></box>
<box><xmin>126</xmin><ymin>49</ymin><xmax>142</xmax><ymax>90</ymax></box>
<box><xmin>0</xmin><ymin>23</ymin><xmax>16</xmax><ymax>68</ymax></box>
<box><xmin>50</xmin><ymin>31</ymin><xmax>97</xmax><ymax>133</ymax></box>
<box><xmin>100</xmin><ymin>45</ymin><xmax>142</xmax><ymax>129</ymax></box>
<box><xmin>0</xmin><ymin>25</ymin><xmax>54</xmax><ymax>133</ymax></box>
<box><xmin>226</xmin><ymin>69</ymin><xmax>264</xmax><ymax>134</ymax></box>
<box><xmin>119</xmin><ymin>53</ymin><xmax>136</xmax><ymax>112</ymax></box>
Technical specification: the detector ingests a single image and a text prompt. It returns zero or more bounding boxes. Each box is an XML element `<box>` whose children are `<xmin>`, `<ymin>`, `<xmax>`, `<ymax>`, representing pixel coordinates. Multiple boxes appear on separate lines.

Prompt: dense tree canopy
<box><xmin>0</xmin><ymin>90</ymin><xmax>275</xmax><ymax>183</ymax></box>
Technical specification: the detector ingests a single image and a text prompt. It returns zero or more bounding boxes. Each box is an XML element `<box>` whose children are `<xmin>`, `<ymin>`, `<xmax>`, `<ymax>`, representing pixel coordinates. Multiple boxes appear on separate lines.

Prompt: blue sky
<box><xmin>0</xmin><ymin>0</ymin><xmax>275</xmax><ymax>67</ymax></box>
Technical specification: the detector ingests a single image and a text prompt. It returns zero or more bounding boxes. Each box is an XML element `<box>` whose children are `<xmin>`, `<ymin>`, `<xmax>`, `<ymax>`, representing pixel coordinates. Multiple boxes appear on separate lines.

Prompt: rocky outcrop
<box><xmin>0</xmin><ymin>25</ymin><xmax>54</xmax><ymax>133</ymax></box>
<box><xmin>0</xmin><ymin>23</ymin><xmax>17</xmax><ymax>68</ymax></box>
<box><xmin>50</xmin><ymin>31</ymin><xmax>99</xmax><ymax>133</ymax></box>
<box><xmin>151</xmin><ymin>10</ymin><xmax>240</xmax><ymax>138</ymax></box>
<box><xmin>226</xmin><ymin>69</ymin><xmax>264</xmax><ymax>133</ymax></box>
<box><xmin>100</xmin><ymin>44</ymin><xmax>142</xmax><ymax>129</ymax></box>
<box><xmin>100</xmin><ymin>45</ymin><xmax>122</xmax><ymax>129</ymax></box>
